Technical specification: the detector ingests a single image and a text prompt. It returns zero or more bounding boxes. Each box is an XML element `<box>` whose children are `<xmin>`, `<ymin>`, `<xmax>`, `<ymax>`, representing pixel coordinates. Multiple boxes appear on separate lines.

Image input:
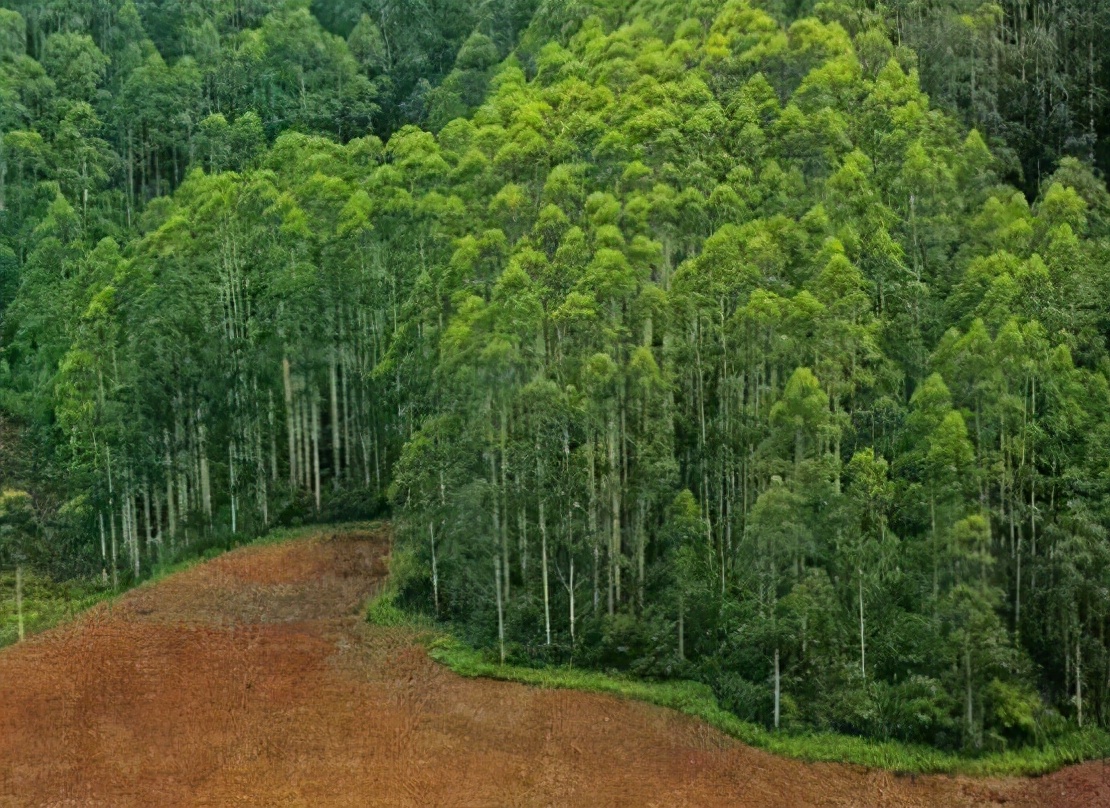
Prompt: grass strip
<box><xmin>366</xmin><ymin>591</ymin><xmax>1110</xmax><ymax>778</ymax></box>
<box><xmin>1</xmin><ymin>520</ymin><xmax>380</xmax><ymax>648</ymax></box>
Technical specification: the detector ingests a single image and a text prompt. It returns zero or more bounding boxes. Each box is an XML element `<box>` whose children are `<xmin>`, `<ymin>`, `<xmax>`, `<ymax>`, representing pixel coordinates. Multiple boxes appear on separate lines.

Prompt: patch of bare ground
<box><xmin>0</xmin><ymin>527</ymin><xmax>1104</xmax><ymax>807</ymax></box>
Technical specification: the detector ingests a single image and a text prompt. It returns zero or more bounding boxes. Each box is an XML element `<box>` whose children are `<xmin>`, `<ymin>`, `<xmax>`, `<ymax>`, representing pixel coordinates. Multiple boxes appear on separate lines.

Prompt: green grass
<box><xmin>0</xmin><ymin>520</ymin><xmax>381</xmax><ymax>649</ymax></box>
<box><xmin>0</xmin><ymin>571</ymin><xmax>108</xmax><ymax>647</ymax></box>
<box><xmin>366</xmin><ymin>596</ymin><xmax>1110</xmax><ymax>777</ymax></box>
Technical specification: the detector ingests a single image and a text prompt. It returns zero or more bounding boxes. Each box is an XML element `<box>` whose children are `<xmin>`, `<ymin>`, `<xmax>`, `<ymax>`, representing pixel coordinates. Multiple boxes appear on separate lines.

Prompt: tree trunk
<box><xmin>330</xmin><ymin>351</ymin><xmax>340</xmax><ymax>488</ymax></box>
<box><xmin>859</xmin><ymin>569</ymin><xmax>866</xmax><ymax>679</ymax></box>
<box><xmin>110</xmin><ymin>507</ymin><xmax>118</xmax><ymax>589</ymax></box>
<box><xmin>774</xmin><ymin>647</ymin><xmax>781</xmax><ymax>730</ymax></box>
<box><xmin>311</xmin><ymin>396</ymin><xmax>321</xmax><ymax>511</ymax></box>
<box><xmin>301</xmin><ymin>394</ymin><xmax>312</xmax><ymax>491</ymax></box>
<box><xmin>154</xmin><ymin>492</ymin><xmax>163</xmax><ymax>553</ymax></box>
<box><xmin>588</xmin><ymin>435</ymin><xmax>599</xmax><ymax>613</ymax></box>
<box><xmin>500</xmin><ymin>406</ymin><xmax>510</xmax><ymax>601</ymax></box>
<box><xmin>99</xmin><ymin>511</ymin><xmax>108</xmax><ymax>584</ymax></box>
<box><xmin>15</xmin><ymin>565</ymin><xmax>24</xmax><ymax>642</ymax></box>
<box><xmin>608</xmin><ymin>414</ymin><xmax>620</xmax><ymax>615</ymax></box>
<box><xmin>1077</xmin><ymin>639</ymin><xmax>1084</xmax><ymax>729</ymax></box>
<box><xmin>569</xmin><ymin>556</ymin><xmax>575</xmax><ymax>642</ymax></box>
<box><xmin>199</xmin><ymin>425</ymin><xmax>212</xmax><ymax>525</ymax></box>
<box><xmin>429</xmin><ymin>521</ymin><xmax>439</xmax><ymax>615</ymax></box>
<box><xmin>495</xmin><ymin>555</ymin><xmax>505</xmax><ymax>665</ymax></box>
<box><xmin>142</xmin><ymin>479</ymin><xmax>152</xmax><ymax>559</ymax></box>
<box><xmin>166</xmin><ymin>437</ymin><xmax>176</xmax><ymax>548</ymax></box>
<box><xmin>229</xmin><ymin>441</ymin><xmax>237</xmax><ymax>534</ymax></box>
<box><xmin>966</xmin><ymin>643</ymin><xmax>975</xmax><ymax>744</ymax></box>
<box><xmin>342</xmin><ymin>353</ymin><xmax>352</xmax><ymax>479</ymax></box>
<box><xmin>678</xmin><ymin>591</ymin><xmax>685</xmax><ymax>660</ymax></box>
<box><xmin>129</xmin><ymin>492</ymin><xmax>140</xmax><ymax>577</ymax></box>
<box><xmin>540</xmin><ymin>498</ymin><xmax>550</xmax><ymax>646</ymax></box>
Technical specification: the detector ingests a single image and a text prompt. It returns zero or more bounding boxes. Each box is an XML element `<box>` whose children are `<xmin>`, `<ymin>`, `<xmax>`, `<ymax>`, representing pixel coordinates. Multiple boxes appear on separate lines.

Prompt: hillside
<box><xmin>3</xmin><ymin>0</ymin><xmax>1110</xmax><ymax>760</ymax></box>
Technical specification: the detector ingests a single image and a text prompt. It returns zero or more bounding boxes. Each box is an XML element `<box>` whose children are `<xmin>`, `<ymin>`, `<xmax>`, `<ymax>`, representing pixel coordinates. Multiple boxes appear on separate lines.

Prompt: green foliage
<box><xmin>425</xmin><ymin>630</ymin><xmax>1110</xmax><ymax>776</ymax></box>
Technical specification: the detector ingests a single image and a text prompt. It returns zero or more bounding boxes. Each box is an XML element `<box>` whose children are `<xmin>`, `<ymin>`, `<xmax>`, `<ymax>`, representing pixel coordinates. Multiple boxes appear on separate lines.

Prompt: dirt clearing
<box><xmin>0</xmin><ymin>528</ymin><xmax>1104</xmax><ymax>806</ymax></box>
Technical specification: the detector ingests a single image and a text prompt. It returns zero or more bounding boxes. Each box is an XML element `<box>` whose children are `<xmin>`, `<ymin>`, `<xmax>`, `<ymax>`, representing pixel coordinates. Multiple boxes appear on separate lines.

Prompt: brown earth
<box><xmin>0</xmin><ymin>527</ymin><xmax>1105</xmax><ymax>807</ymax></box>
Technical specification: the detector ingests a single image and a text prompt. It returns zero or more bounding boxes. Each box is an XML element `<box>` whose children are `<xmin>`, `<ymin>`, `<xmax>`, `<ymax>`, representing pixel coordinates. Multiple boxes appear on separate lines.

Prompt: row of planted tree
<box><xmin>3</xmin><ymin>0</ymin><xmax>1110</xmax><ymax>753</ymax></box>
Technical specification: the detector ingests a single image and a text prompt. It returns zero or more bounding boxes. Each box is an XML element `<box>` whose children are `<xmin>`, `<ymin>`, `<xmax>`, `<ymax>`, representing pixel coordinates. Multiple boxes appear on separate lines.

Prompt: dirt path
<box><xmin>0</xmin><ymin>528</ymin><xmax>1104</xmax><ymax>807</ymax></box>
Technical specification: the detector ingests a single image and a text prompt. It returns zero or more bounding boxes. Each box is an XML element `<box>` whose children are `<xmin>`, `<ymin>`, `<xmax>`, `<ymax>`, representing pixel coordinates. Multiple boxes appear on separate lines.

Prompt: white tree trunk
<box><xmin>199</xmin><ymin>425</ymin><xmax>212</xmax><ymax>525</ymax></box>
<box><xmin>858</xmin><ymin>569</ymin><xmax>866</xmax><ymax>679</ymax></box>
<box><xmin>1077</xmin><ymin>640</ymin><xmax>1083</xmax><ymax>729</ymax></box>
<box><xmin>15</xmin><ymin>565</ymin><xmax>24</xmax><ymax>642</ymax></box>
<box><xmin>495</xmin><ymin>556</ymin><xmax>505</xmax><ymax>665</ymax></box>
<box><xmin>283</xmin><ymin>358</ymin><xmax>296</xmax><ymax>487</ymax></box>
<box><xmin>330</xmin><ymin>352</ymin><xmax>340</xmax><ymax>488</ymax></box>
<box><xmin>774</xmin><ymin>647</ymin><xmax>781</xmax><ymax>730</ymax></box>
<box><xmin>109</xmin><ymin>506</ymin><xmax>118</xmax><ymax>589</ymax></box>
<box><xmin>311</xmin><ymin>396</ymin><xmax>321</xmax><ymax>510</ymax></box>
<box><xmin>429</xmin><ymin>521</ymin><xmax>439</xmax><ymax>615</ymax></box>
<box><xmin>540</xmin><ymin>498</ymin><xmax>550</xmax><ymax>646</ymax></box>
<box><xmin>142</xmin><ymin>479</ymin><xmax>152</xmax><ymax>559</ymax></box>
<box><xmin>569</xmin><ymin>556</ymin><xmax>575</xmax><ymax>642</ymax></box>
<box><xmin>99</xmin><ymin>511</ymin><xmax>108</xmax><ymax>584</ymax></box>
<box><xmin>229</xmin><ymin>441</ymin><xmax>237</xmax><ymax>534</ymax></box>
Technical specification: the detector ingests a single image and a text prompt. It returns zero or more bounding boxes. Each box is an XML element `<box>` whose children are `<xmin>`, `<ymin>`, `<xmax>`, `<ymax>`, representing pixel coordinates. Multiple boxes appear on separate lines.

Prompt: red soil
<box><xmin>0</xmin><ymin>527</ymin><xmax>1104</xmax><ymax>807</ymax></box>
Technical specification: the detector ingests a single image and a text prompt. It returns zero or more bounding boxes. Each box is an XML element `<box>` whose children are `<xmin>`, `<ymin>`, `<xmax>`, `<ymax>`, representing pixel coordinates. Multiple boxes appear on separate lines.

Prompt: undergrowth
<box><xmin>365</xmin><ymin>593</ymin><xmax>1110</xmax><ymax>777</ymax></box>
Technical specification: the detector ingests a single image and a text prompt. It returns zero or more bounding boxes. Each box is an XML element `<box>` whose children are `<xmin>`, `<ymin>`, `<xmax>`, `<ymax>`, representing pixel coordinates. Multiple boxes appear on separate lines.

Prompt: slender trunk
<box><xmin>301</xmin><ymin>395</ymin><xmax>311</xmax><ymax>491</ymax></box>
<box><xmin>166</xmin><ymin>445</ymin><xmax>176</xmax><ymax>547</ymax></box>
<box><xmin>490</xmin><ymin>451</ymin><xmax>502</xmax><ymax>598</ymax></box>
<box><xmin>1077</xmin><ymin>640</ymin><xmax>1084</xmax><ymax>729</ymax></box>
<box><xmin>99</xmin><ymin>510</ymin><xmax>108</xmax><ymax>584</ymax></box>
<box><xmin>569</xmin><ymin>556</ymin><xmax>575</xmax><ymax>642</ymax></box>
<box><xmin>637</xmin><ymin>500</ymin><xmax>646</xmax><ymax>612</ymax></box>
<box><xmin>229</xmin><ymin>441</ymin><xmax>237</xmax><ymax>534</ymax></box>
<box><xmin>429</xmin><ymin>521</ymin><xmax>439</xmax><ymax>615</ymax></box>
<box><xmin>284</xmin><ymin>359</ymin><xmax>296</xmax><ymax>487</ymax></box>
<box><xmin>966</xmin><ymin>643</ymin><xmax>974</xmax><ymax>743</ymax></box>
<box><xmin>1015</xmin><ymin>529</ymin><xmax>1022</xmax><ymax>635</ymax></box>
<box><xmin>129</xmin><ymin>492</ymin><xmax>140</xmax><ymax>577</ymax></box>
<box><xmin>610</xmin><ymin>411</ymin><xmax>622</xmax><ymax>610</ymax></box>
<box><xmin>199</xmin><ymin>425</ymin><xmax>212</xmax><ymax>525</ymax></box>
<box><xmin>495</xmin><ymin>555</ymin><xmax>505</xmax><ymax>665</ymax></box>
<box><xmin>774</xmin><ymin>647</ymin><xmax>781</xmax><ymax>730</ymax></box>
<box><xmin>678</xmin><ymin>591</ymin><xmax>685</xmax><ymax>660</ymax></box>
<box><xmin>500</xmin><ymin>407</ymin><xmax>510</xmax><ymax>601</ymax></box>
<box><xmin>15</xmin><ymin>565</ymin><xmax>24</xmax><ymax>642</ymax></box>
<box><xmin>269</xmin><ymin>392</ymin><xmax>278</xmax><ymax>482</ymax></box>
<box><xmin>110</xmin><ymin>509</ymin><xmax>118</xmax><ymax>589</ymax></box>
<box><xmin>142</xmin><ymin>479</ymin><xmax>152</xmax><ymax>558</ymax></box>
<box><xmin>342</xmin><ymin>354</ymin><xmax>352</xmax><ymax>479</ymax></box>
<box><xmin>540</xmin><ymin>498</ymin><xmax>550</xmax><ymax>646</ymax></box>
<box><xmin>859</xmin><ymin>569</ymin><xmax>866</xmax><ymax>679</ymax></box>
<box><xmin>311</xmin><ymin>396</ymin><xmax>321</xmax><ymax>510</ymax></box>
<box><xmin>154</xmin><ymin>493</ymin><xmax>163</xmax><ymax>552</ymax></box>
<box><xmin>518</xmin><ymin>506</ymin><xmax>528</xmax><ymax>582</ymax></box>
<box><xmin>931</xmin><ymin>495</ymin><xmax>938</xmax><ymax>607</ymax></box>
<box><xmin>588</xmin><ymin>435</ymin><xmax>599</xmax><ymax>613</ymax></box>
<box><xmin>330</xmin><ymin>351</ymin><xmax>340</xmax><ymax>489</ymax></box>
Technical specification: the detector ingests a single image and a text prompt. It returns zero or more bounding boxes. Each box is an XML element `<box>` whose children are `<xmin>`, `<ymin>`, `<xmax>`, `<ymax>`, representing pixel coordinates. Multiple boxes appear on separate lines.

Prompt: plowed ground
<box><xmin>1</xmin><ymin>528</ymin><xmax>1106</xmax><ymax>807</ymax></box>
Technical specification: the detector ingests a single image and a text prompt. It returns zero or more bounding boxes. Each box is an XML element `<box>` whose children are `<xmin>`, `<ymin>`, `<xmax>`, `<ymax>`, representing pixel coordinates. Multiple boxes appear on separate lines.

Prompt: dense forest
<box><xmin>2</xmin><ymin>0</ymin><xmax>1110</xmax><ymax>755</ymax></box>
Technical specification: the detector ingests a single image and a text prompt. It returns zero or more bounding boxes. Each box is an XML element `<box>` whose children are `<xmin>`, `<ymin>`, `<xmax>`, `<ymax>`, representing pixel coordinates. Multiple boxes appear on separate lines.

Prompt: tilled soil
<box><xmin>0</xmin><ymin>527</ymin><xmax>1105</xmax><ymax>807</ymax></box>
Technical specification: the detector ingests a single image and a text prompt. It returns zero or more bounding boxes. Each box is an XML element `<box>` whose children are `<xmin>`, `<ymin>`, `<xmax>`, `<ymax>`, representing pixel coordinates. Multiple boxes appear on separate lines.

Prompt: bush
<box><xmin>983</xmin><ymin>678</ymin><xmax>1046</xmax><ymax>749</ymax></box>
<box><xmin>716</xmin><ymin>672</ymin><xmax>774</xmax><ymax>725</ymax></box>
<box><xmin>366</xmin><ymin>589</ymin><xmax>409</xmax><ymax>627</ymax></box>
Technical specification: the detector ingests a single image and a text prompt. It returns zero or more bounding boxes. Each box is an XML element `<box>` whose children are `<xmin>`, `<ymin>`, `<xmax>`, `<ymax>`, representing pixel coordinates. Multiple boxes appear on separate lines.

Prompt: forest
<box><xmin>2</xmin><ymin>0</ymin><xmax>1110</xmax><ymax>756</ymax></box>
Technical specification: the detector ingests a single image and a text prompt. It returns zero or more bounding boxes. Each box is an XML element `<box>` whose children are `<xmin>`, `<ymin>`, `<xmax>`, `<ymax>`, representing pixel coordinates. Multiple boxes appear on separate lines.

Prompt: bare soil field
<box><xmin>0</xmin><ymin>527</ymin><xmax>1106</xmax><ymax>807</ymax></box>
